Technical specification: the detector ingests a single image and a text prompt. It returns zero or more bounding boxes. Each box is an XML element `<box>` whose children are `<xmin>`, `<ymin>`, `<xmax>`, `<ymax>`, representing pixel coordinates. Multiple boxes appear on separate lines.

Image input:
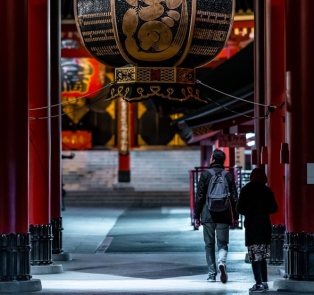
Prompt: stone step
<box><xmin>62</xmin><ymin>150</ymin><xmax>200</xmax><ymax>192</ymax></box>
<box><xmin>65</xmin><ymin>191</ymin><xmax>191</xmax><ymax>207</ymax></box>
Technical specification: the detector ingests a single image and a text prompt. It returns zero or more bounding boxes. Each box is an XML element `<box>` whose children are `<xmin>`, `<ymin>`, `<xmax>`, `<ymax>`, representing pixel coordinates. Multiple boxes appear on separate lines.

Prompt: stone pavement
<box><xmin>4</xmin><ymin>207</ymin><xmax>311</xmax><ymax>295</ymax></box>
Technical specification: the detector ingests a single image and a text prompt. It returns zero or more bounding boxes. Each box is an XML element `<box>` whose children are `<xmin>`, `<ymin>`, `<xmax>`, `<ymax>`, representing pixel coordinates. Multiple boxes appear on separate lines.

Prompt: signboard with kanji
<box><xmin>218</xmin><ymin>134</ymin><xmax>246</xmax><ymax>148</ymax></box>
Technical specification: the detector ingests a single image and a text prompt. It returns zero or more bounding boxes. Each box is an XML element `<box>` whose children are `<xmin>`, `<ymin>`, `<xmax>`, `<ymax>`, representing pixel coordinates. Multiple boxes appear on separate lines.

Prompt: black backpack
<box><xmin>206</xmin><ymin>169</ymin><xmax>230</xmax><ymax>212</ymax></box>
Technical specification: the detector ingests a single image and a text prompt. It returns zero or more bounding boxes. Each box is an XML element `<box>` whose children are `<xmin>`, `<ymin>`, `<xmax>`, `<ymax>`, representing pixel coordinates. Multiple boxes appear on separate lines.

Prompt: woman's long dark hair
<box><xmin>250</xmin><ymin>168</ymin><xmax>267</xmax><ymax>184</ymax></box>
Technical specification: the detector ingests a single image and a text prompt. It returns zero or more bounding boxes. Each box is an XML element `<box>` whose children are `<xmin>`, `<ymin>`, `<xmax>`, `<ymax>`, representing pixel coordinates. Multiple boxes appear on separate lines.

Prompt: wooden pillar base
<box><xmin>29</xmin><ymin>224</ymin><xmax>53</xmax><ymax>266</ymax></box>
<box><xmin>283</xmin><ymin>232</ymin><xmax>314</xmax><ymax>280</ymax></box>
<box><xmin>0</xmin><ymin>233</ymin><xmax>32</xmax><ymax>281</ymax></box>
<box><xmin>51</xmin><ymin>217</ymin><xmax>63</xmax><ymax>255</ymax></box>
<box><xmin>118</xmin><ymin>171</ymin><xmax>131</xmax><ymax>183</ymax></box>
<box><xmin>269</xmin><ymin>224</ymin><xmax>285</xmax><ymax>265</ymax></box>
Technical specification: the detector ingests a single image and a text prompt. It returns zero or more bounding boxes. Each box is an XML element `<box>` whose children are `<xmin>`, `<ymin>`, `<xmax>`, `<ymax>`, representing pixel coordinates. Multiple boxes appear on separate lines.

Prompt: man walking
<box><xmin>194</xmin><ymin>149</ymin><xmax>239</xmax><ymax>283</ymax></box>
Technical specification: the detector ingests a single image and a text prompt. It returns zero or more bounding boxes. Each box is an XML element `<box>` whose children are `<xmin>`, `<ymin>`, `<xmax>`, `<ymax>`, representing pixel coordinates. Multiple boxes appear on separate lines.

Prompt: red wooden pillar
<box><xmin>50</xmin><ymin>0</ymin><xmax>62</xmax><ymax>221</ymax></box>
<box><xmin>28</xmin><ymin>0</ymin><xmax>54</xmax><ymax>268</ymax></box>
<box><xmin>253</xmin><ymin>0</ymin><xmax>266</xmax><ymax>170</ymax></box>
<box><xmin>265</xmin><ymin>0</ymin><xmax>285</xmax><ymax>225</ymax></box>
<box><xmin>50</xmin><ymin>0</ymin><xmax>66</xmax><ymax>257</ymax></box>
<box><xmin>0</xmin><ymin>2</ymin><xmax>41</xmax><ymax>288</ymax></box>
<box><xmin>285</xmin><ymin>0</ymin><xmax>314</xmax><ymax>234</ymax></box>
<box><xmin>273</xmin><ymin>0</ymin><xmax>314</xmax><ymax>283</ymax></box>
<box><xmin>29</xmin><ymin>0</ymin><xmax>51</xmax><ymax>227</ymax></box>
<box><xmin>118</xmin><ymin>98</ymin><xmax>131</xmax><ymax>182</ymax></box>
<box><xmin>0</xmin><ymin>0</ymin><xmax>29</xmax><ymax>236</ymax></box>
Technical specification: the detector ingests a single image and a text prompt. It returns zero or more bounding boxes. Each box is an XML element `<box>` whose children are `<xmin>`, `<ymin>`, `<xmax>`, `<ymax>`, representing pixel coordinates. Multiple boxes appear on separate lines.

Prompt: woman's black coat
<box><xmin>236</xmin><ymin>181</ymin><xmax>278</xmax><ymax>246</ymax></box>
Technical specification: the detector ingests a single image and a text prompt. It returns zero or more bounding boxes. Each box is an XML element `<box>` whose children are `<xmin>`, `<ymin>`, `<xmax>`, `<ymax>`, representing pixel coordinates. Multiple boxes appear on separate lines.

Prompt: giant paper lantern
<box><xmin>74</xmin><ymin>0</ymin><xmax>235</xmax><ymax>102</ymax></box>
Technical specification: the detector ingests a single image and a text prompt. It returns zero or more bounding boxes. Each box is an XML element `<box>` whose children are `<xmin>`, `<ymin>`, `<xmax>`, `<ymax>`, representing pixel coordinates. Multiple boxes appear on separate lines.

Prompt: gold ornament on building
<box><xmin>61</xmin><ymin>96</ymin><xmax>89</xmax><ymax>124</ymax></box>
<box><xmin>74</xmin><ymin>0</ymin><xmax>235</xmax><ymax>102</ymax></box>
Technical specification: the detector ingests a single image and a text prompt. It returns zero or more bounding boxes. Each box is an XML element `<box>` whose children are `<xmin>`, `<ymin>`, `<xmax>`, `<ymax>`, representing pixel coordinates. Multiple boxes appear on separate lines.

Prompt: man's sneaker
<box><xmin>206</xmin><ymin>274</ymin><xmax>216</xmax><ymax>282</ymax></box>
<box><xmin>262</xmin><ymin>282</ymin><xmax>269</xmax><ymax>291</ymax></box>
<box><xmin>249</xmin><ymin>284</ymin><xmax>266</xmax><ymax>293</ymax></box>
<box><xmin>218</xmin><ymin>263</ymin><xmax>228</xmax><ymax>284</ymax></box>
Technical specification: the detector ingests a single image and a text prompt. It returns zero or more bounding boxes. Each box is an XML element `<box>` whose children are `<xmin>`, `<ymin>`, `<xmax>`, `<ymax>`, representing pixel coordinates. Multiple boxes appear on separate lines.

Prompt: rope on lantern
<box><xmin>29</xmin><ymin>81</ymin><xmax>115</xmax><ymax>111</ymax></box>
<box><xmin>196</xmin><ymin>79</ymin><xmax>285</xmax><ymax>110</ymax></box>
<box><xmin>29</xmin><ymin>87</ymin><xmax>116</xmax><ymax>120</ymax></box>
<box><xmin>202</xmin><ymin>95</ymin><xmax>270</xmax><ymax>120</ymax></box>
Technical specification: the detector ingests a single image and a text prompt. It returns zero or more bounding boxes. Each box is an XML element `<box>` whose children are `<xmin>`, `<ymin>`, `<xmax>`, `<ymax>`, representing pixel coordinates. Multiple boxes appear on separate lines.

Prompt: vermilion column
<box><xmin>0</xmin><ymin>1</ymin><xmax>41</xmax><ymax>286</ymax></box>
<box><xmin>253</xmin><ymin>0</ymin><xmax>266</xmax><ymax>170</ymax></box>
<box><xmin>265</xmin><ymin>0</ymin><xmax>285</xmax><ymax>225</ymax></box>
<box><xmin>0</xmin><ymin>0</ymin><xmax>29</xmax><ymax>235</ymax></box>
<box><xmin>28</xmin><ymin>0</ymin><xmax>58</xmax><ymax>271</ymax></box>
<box><xmin>118</xmin><ymin>98</ymin><xmax>131</xmax><ymax>182</ymax></box>
<box><xmin>29</xmin><ymin>0</ymin><xmax>51</xmax><ymax>227</ymax></box>
<box><xmin>50</xmin><ymin>0</ymin><xmax>62</xmax><ymax>220</ymax></box>
<box><xmin>285</xmin><ymin>0</ymin><xmax>314</xmax><ymax>234</ymax></box>
<box><xmin>50</xmin><ymin>0</ymin><xmax>68</xmax><ymax>259</ymax></box>
<box><xmin>271</xmin><ymin>0</ymin><xmax>314</xmax><ymax>283</ymax></box>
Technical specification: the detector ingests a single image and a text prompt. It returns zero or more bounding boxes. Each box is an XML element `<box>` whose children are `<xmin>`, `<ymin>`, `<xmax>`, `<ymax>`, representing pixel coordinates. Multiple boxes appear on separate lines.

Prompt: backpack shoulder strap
<box><xmin>207</xmin><ymin>169</ymin><xmax>215</xmax><ymax>176</ymax></box>
<box><xmin>222</xmin><ymin>170</ymin><xmax>229</xmax><ymax>177</ymax></box>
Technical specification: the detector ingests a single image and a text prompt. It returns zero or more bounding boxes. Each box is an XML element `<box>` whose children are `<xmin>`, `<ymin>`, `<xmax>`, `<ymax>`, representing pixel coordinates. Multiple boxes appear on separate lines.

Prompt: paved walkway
<box><xmin>10</xmin><ymin>207</ymin><xmax>309</xmax><ymax>294</ymax></box>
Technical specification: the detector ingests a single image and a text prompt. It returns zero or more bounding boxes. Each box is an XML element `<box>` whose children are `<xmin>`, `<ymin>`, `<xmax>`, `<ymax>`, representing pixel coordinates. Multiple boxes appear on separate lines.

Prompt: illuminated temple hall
<box><xmin>0</xmin><ymin>0</ymin><xmax>314</xmax><ymax>294</ymax></box>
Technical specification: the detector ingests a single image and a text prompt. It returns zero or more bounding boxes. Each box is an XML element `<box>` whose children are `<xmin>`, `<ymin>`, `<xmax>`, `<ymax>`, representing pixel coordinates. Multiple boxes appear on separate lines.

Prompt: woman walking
<box><xmin>236</xmin><ymin>168</ymin><xmax>278</xmax><ymax>293</ymax></box>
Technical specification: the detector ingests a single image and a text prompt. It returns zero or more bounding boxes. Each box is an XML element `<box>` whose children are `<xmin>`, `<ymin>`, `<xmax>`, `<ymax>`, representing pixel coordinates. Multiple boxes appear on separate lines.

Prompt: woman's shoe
<box><xmin>249</xmin><ymin>284</ymin><xmax>266</xmax><ymax>293</ymax></box>
<box><xmin>262</xmin><ymin>282</ymin><xmax>269</xmax><ymax>291</ymax></box>
<box><xmin>206</xmin><ymin>274</ymin><xmax>216</xmax><ymax>282</ymax></box>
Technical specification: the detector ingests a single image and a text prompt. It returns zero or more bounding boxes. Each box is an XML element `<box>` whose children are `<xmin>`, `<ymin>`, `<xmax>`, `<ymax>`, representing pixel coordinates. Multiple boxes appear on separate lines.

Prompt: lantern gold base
<box><xmin>115</xmin><ymin>67</ymin><xmax>195</xmax><ymax>85</ymax></box>
<box><xmin>105</xmin><ymin>84</ymin><xmax>206</xmax><ymax>103</ymax></box>
<box><xmin>107</xmin><ymin>66</ymin><xmax>206</xmax><ymax>103</ymax></box>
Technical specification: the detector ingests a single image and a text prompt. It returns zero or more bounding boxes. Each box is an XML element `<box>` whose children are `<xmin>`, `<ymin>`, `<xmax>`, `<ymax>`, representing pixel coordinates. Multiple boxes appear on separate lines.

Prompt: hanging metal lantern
<box><xmin>74</xmin><ymin>0</ymin><xmax>235</xmax><ymax>102</ymax></box>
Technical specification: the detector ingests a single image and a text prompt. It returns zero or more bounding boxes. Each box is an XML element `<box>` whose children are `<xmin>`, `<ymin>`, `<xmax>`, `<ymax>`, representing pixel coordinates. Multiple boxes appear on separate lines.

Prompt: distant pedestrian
<box><xmin>236</xmin><ymin>168</ymin><xmax>278</xmax><ymax>293</ymax></box>
<box><xmin>194</xmin><ymin>149</ymin><xmax>239</xmax><ymax>283</ymax></box>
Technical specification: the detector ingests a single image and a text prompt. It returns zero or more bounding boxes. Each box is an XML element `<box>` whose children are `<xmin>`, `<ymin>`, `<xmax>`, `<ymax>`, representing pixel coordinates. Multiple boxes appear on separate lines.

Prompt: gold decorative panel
<box><xmin>192</xmin><ymin>124</ymin><xmax>213</xmax><ymax>136</ymax></box>
<box><xmin>115</xmin><ymin>67</ymin><xmax>195</xmax><ymax>84</ymax></box>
